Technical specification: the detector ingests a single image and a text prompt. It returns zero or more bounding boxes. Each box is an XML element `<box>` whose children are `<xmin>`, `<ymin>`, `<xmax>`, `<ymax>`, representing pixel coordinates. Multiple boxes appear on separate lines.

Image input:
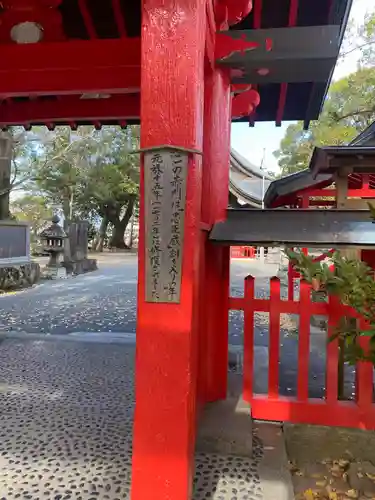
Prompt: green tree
<box><xmin>274</xmin><ymin>67</ymin><xmax>375</xmax><ymax>176</ymax></box>
<box><xmin>31</xmin><ymin>126</ymin><xmax>99</xmax><ymax>220</ymax></box>
<box><xmin>29</xmin><ymin>125</ymin><xmax>140</xmax><ymax>250</ymax></box>
<box><xmin>341</xmin><ymin>10</ymin><xmax>375</xmax><ymax>66</ymax></box>
<box><xmin>11</xmin><ymin>195</ymin><xmax>52</xmax><ymax>242</ymax></box>
<box><xmin>75</xmin><ymin>126</ymin><xmax>140</xmax><ymax>249</ymax></box>
<box><xmin>0</xmin><ymin>128</ymin><xmax>43</xmax><ymax>219</ymax></box>
<box><xmin>286</xmin><ymin>246</ymin><xmax>375</xmax><ymax>366</ymax></box>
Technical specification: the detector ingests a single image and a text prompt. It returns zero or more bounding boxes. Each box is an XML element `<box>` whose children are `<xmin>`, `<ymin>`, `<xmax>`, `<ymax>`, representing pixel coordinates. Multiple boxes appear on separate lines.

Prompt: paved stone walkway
<box><xmin>0</xmin><ymin>255</ymin><xmax>341</xmax><ymax>399</ymax></box>
<box><xmin>0</xmin><ymin>336</ymin><xmax>271</xmax><ymax>500</ymax></box>
<box><xmin>0</xmin><ymin>337</ymin><xmax>134</xmax><ymax>500</ymax></box>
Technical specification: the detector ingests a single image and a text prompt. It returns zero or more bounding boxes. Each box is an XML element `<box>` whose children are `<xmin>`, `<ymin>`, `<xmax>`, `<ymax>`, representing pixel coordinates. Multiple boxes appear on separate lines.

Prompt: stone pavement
<box><xmin>285</xmin><ymin>424</ymin><xmax>375</xmax><ymax>500</ymax></box>
<box><xmin>290</xmin><ymin>458</ymin><xmax>375</xmax><ymax>499</ymax></box>
<box><xmin>0</xmin><ymin>336</ymin><xmax>135</xmax><ymax>500</ymax></box>
<box><xmin>0</xmin><ymin>254</ymin><xmax>336</xmax><ymax>400</ymax></box>
<box><xmin>0</xmin><ymin>334</ymin><xmax>294</xmax><ymax>500</ymax></box>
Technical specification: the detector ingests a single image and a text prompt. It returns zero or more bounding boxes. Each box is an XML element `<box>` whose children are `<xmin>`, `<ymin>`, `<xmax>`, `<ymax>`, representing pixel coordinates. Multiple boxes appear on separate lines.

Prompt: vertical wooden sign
<box><xmin>144</xmin><ymin>149</ymin><xmax>188</xmax><ymax>303</ymax></box>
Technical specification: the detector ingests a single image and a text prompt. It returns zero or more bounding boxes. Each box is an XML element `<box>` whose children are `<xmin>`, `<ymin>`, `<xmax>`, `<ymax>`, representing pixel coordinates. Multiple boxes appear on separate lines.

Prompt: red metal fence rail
<box><xmin>229</xmin><ymin>275</ymin><xmax>375</xmax><ymax>429</ymax></box>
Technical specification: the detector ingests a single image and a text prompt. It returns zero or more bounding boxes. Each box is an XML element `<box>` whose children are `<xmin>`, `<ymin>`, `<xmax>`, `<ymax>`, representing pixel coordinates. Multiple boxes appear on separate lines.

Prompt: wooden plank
<box><xmin>144</xmin><ymin>149</ymin><xmax>188</xmax><ymax>303</ymax></box>
<box><xmin>356</xmin><ymin>319</ymin><xmax>374</xmax><ymax>412</ymax></box>
<box><xmin>243</xmin><ymin>276</ymin><xmax>255</xmax><ymax>401</ymax></box>
<box><xmin>250</xmin><ymin>396</ymin><xmax>375</xmax><ymax>429</ymax></box>
<box><xmin>326</xmin><ymin>295</ymin><xmax>340</xmax><ymax>403</ymax></box>
<box><xmin>268</xmin><ymin>277</ymin><xmax>281</xmax><ymax>398</ymax></box>
<box><xmin>297</xmin><ymin>280</ymin><xmax>311</xmax><ymax>401</ymax></box>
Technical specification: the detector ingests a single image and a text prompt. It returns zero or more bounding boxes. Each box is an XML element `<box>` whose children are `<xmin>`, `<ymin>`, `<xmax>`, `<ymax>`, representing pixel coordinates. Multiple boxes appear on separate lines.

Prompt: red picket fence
<box><xmin>230</xmin><ymin>246</ymin><xmax>255</xmax><ymax>259</ymax></box>
<box><xmin>229</xmin><ymin>276</ymin><xmax>375</xmax><ymax>429</ymax></box>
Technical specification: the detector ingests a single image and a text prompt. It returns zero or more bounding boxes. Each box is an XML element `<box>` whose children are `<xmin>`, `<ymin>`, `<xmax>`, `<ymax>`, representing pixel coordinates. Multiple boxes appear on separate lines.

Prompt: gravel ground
<box><xmin>0</xmin><ymin>255</ymin><xmax>344</xmax><ymax>397</ymax></box>
<box><xmin>0</xmin><ymin>255</ymin><xmax>138</xmax><ymax>336</ymax></box>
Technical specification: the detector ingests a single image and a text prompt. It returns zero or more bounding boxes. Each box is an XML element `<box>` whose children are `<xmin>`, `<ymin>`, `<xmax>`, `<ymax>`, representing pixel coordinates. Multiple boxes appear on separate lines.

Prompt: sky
<box><xmin>230</xmin><ymin>0</ymin><xmax>374</xmax><ymax>173</ymax></box>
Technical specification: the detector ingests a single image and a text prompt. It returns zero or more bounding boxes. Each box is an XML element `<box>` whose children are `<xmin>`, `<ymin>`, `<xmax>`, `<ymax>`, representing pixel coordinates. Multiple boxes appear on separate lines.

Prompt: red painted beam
<box><xmin>0</xmin><ymin>68</ymin><xmax>140</xmax><ymax>97</ymax></box>
<box><xmin>248</xmin><ymin>0</ymin><xmax>262</xmax><ymax>126</ymax></box>
<box><xmin>275</xmin><ymin>0</ymin><xmax>299</xmax><ymax>126</ymax></box>
<box><xmin>1</xmin><ymin>38</ymin><xmax>140</xmax><ymax>71</ymax></box>
<box><xmin>78</xmin><ymin>0</ymin><xmax>97</xmax><ymax>39</ymax></box>
<box><xmin>253</xmin><ymin>0</ymin><xmax>262</xmax><ymax>28</ymax></box>
<box><xmin>112</xmin><ymin>0</ymin><xmax>128</xmax><ymax>37</ymax></box>
<box><xmin>276</xmin><ymin>82</ymin><xmax>288</xmax><ymax>126</ymax></box>
<box><xmin>0</xmin><ymin>38</ymin><xmax>141</xmax><ymax>96</ymax></box>
<box><xmin>0</xmin><ymin>94</ymin><xmax>140</xmax><ymax>126</ymax></box>
<box><xmin>205</xmin><ymin>0</ymin><xmax>216</xmax><ymax>68</ymax></box>
<box><xmin>288</xmin><ymin>0</ymin><xmax>299</xmax><ymax>26</ymax></box>
<box><xmin>0</xmin><ymin>89</ymin><xmax>246</xmax><ymax>125</ymax></box>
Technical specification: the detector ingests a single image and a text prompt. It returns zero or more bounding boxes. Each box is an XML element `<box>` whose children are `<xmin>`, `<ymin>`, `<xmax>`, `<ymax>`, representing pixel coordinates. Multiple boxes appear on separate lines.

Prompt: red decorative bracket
<box><xmin>232</xmin><ymin>86</ymin><xmax>260</xmax><ymax>120</ymax></box>
<box><xmin>230</xmin><ymin>68</ymin><xmax>246</xmax><ymax>79</ymax></box>
<box><xmin>226</xmin><ymin>0</ymin><xmax>253</xmax><ymax>26</ymax></box>
<box><xmin>231</xmin><ymin>83</ymin><xmax>252</xmax><ymax>94</ymax></box>
<box><xmin>215</xmin><ymin>33</ymin><xmax>273</xmax><ymax>62</ymax></box>
<box><xmin>215</xmin><ymin>33</ymin><xmax>259</xmax><ymax>62</ymax></box>
<box><xmin>215</xmin><ymin>0</ymin><xmax>253</xmax><ymax>29</ymax></box>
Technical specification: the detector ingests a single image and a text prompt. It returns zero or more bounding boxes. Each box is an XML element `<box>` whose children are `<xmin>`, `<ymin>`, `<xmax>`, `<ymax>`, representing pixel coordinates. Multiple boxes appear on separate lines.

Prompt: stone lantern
<box><xmin>39</xmin><ymin>216</ymin><xmax>67</xmax><ymax>271</ymax></box>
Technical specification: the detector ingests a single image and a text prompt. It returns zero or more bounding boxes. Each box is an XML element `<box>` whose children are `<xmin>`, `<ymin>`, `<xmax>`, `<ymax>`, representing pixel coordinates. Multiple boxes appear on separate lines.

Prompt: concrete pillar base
<box><xmin>196</xmin><ymin>398</ymin><xmax>253</xmax><ymax>457</ymax></box>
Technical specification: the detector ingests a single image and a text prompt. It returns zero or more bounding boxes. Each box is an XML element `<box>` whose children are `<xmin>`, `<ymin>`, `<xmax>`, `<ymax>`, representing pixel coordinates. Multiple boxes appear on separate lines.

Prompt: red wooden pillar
<box><xmin>288</xmin><ymin>248</ymin><xmax>294</xmax><ymax>301</ymax></box>
<box><xmin>200</xmin><ymin>66</ymin><xmax>231</xmax><ymax>402</ymax></box>
<box><xmin>131</xmin><ymin>0</ymin><xmax>206</xmax><ymax>498</ymax></box>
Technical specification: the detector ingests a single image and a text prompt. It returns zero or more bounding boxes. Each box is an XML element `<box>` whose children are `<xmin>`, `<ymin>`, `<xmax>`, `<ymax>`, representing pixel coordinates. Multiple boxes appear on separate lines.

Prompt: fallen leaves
<box><xmin>303</xmin><ymin>489</ymin><xmax>316</xmax><ymax>499</ymax></box>
<box><xmin>293</xmin><ymin>457</ymin><xmax>375</xmax><ymax>500</ymax></box>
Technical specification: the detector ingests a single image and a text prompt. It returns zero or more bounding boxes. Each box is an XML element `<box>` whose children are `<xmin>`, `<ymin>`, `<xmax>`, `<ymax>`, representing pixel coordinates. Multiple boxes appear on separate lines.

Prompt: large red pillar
<box><xmin>131</xmin><ymin>0</ymin><xmax>206</xmax><ymax>498</ymax></box>
<box><xmin>200</xmin><ymin>66</ymin><xmax>232</xmax><ymax>402</ymax></box>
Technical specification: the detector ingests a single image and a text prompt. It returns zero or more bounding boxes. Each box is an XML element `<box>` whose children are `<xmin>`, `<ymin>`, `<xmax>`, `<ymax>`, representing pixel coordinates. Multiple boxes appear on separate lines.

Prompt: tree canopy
<box><xmin>274</xmin><ymin>11</ymin><xmax>375</xmax><ymax>177</ymax></box>
<box><xmin>341</xmin><ymin>9</ymin><xmax>375</xmax><ymax>66</ymax></box>
<box><xmin>8</xmin><ymin>125</ymin><xmax>140</xmax><ymax>249</ymax></box>
<box><xmin>274</xmin><ymin>67</ymin><xmax>375</xmax><ymax>176</ymax></box>
<box><xmin>12</xmin><ymin>194</ymin><xmax>52</xmax><ymax>242</ymax></box>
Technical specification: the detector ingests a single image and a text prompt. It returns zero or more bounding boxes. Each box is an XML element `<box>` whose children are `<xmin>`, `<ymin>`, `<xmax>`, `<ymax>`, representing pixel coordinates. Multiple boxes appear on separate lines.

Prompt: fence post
<box><xmin>243</xmin><ymin>276</ymin><xmax>255</xmax><ymax>402</ymax></box>
<box><xmin>288</xmin><ymin>250</ymin><xmax>294</xmax><ymax>301</ymax></box>
<box><xmin>356</xmin><ymin>319</ymin><xmax>373</xmax><ymax>426</ymax></box>
<box><xmin>297</xmin><ymin>280</ymin><xmax>311</xmax><ymax>401</ymax></box>
<box><xmin>326</xmin><ymin>294</ymin><xmax>341</xmax><ymax>404</ymax></box>
<box><xmin>269</xmin><ymin>277</ymin><xmax>281</xmax><ymax>398</ymax></box>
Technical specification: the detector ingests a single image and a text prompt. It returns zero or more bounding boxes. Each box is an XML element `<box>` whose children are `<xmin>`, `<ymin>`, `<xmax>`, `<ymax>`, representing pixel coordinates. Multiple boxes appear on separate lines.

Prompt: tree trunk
<box><xmin>108</xmin><ymin>198</ymin><xmax>135</xmax><ymax>249</ymax></box>
<box><xmin>0</xmin><ymin>193</ymin><xmax>10</xmax><ymax>220</ymax></box>
<box><xmin>109</xmin><ymin>220</ymin><xmax>128</xmax><ymax>249</ymax></box>
<box><xmin>129</xmin><ymin>215</ymin><xmax>134</xmax><ymax>248</ymax></box>
<box><xmin>93</xmin><ymin>217</ymin><xmax>109</xmax><ymax>252</ymax></box>
<box><xmin>63</xmin><ymin>219</ymin><xmax>72</xmax><ymax>262</ymax></box>
<box><xmin>123</xmin><ymin>197</ymin><xmax>135</xmax><ymax>230</ymax></box>
<box><xmin>62</xmin><ymin>198</ymin><xmax>70</xmax><ymax>221</ymax></box>
<box><xmin>0</xmin><ymin>133</ymin><xmax>12</xmax><ymax>220</ymax></box>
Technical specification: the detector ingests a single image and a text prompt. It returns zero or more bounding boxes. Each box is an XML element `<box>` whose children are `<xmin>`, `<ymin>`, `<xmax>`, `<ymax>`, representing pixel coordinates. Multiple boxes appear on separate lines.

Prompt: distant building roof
<box><xmin>349</xmin><ymin>121</ymin><xmax>375</xmax><ymax>147</ymax></box>
<box><xmin>229</xmin><ymin>149</ymin><xmax>272</xmax><ymax>207</ymax></box>
<box><xmin>264</xmin><ymin>121</ymin><xmax>375</xmax><ymax>208</ymax></box>
<box><xmin>264</xmin><ymin>169</ymin><xmax>332</xmax><ymax>208</ymax></box>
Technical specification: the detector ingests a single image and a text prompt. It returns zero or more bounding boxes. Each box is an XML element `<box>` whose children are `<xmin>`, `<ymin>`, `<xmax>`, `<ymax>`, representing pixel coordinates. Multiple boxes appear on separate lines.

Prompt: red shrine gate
<box><xmin>0</xmin><ymin>0</ymin><xmax>352</xmax><ymax>499</ymax></box>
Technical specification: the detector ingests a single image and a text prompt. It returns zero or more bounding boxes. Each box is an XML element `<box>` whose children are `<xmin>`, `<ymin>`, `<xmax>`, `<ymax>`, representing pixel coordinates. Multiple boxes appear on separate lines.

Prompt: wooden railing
<box><xmin>229</xmin><ymin>276</ymin><xmax>375</xmax><ymax>429</ymax></box>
